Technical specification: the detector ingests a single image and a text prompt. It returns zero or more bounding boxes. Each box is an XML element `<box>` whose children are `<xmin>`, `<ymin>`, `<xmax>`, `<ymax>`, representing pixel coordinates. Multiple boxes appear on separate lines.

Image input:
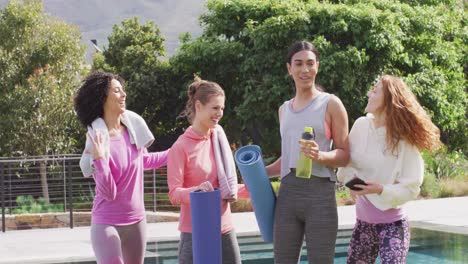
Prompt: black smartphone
<box><xmin>345</xmin><ymin>177</ymin><xmax>368</xmax><ymax>191</ymax></box>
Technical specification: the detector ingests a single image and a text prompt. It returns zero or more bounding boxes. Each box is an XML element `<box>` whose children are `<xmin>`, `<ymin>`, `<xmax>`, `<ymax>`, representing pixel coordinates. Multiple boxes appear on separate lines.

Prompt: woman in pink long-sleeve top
<box><xmin>167</xmin><ymin>77</ymin><xmax>248</xmax><ymax>264</ymax></box>
<box><xmin>74</xmin><ymin>71</ymin><xmax>169</xmax><ymax>264</ymax></box>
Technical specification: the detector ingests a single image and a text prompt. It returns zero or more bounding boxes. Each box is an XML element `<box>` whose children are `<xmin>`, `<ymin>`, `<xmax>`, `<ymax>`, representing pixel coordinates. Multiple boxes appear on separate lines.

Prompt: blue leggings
<box><xmin>347</xmin><ymin>218</ymin><xmax>410</xmax><ymax>264</ymax></box>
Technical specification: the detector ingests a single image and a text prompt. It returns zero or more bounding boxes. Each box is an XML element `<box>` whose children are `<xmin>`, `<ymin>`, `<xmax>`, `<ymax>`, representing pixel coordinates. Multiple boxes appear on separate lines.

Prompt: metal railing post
<box><xmin>153</xmin><ymin>169</ymin><xmax>157</xmax><ymax>212</ymax></box>
<box><xmin>7</xmin><ymin>165</ymin><xmax>12</xmax><ymax>215</ymax></box>
<box><xmin>63</xmin><ymin>157</ymin><xmax>67</xmax><ymax>212</ymax></box>
<box><xmin>1</xmin><ymin>163</ymin><xmax>5</xmax><ymax>233</ymax></box>
<box><xmin>67</xmin><ymin>160</ymin><xmax>74</xmax><ymax>229</ymax></box>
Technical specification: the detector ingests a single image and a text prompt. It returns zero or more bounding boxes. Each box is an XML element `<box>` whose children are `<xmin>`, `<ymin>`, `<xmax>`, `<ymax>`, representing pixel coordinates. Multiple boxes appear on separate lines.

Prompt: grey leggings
<box><xmin>90</xmin><ymin>219</ymin><xmax>147</xmax><ymax>264</ymax></box>
<box><xmin>178</xmin><ymin>230</ymin><xmax>241</xmax><ymax>264</ymax></box>
<box><xmin>274</xmin><ymin>172</ymin><xmax>338</xmax><ymax>264</ymax></box>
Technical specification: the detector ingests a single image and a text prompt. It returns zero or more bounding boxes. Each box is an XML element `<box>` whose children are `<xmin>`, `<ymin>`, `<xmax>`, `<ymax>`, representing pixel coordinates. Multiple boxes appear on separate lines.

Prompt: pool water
<box><xmin>144</xmin><ymin>228</ymin><xmax>468</xmax><ymax>264</ymax></box>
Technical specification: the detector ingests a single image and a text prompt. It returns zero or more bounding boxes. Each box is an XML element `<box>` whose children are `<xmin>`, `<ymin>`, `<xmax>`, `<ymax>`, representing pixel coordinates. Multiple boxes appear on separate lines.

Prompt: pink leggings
<box><xmin>90</xmin><ymin>219</ymin><xmax>147</xmax><ymax>264</ymax></box>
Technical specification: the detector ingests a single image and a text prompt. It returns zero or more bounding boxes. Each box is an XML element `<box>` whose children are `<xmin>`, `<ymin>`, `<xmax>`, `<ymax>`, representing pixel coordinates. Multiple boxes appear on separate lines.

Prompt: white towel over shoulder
<box><xmin>212</xmin><ymin>125</ymin><xmax>238</xmax><ymax>201</ymax></box>
<box><xmin>79</xmin><ymin>110</ymin><xmax>155</xmax><ymax>177</ymax></box>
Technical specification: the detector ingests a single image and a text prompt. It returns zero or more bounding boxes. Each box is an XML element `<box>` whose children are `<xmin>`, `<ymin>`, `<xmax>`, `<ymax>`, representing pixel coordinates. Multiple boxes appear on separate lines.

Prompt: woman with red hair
<box><xmin>337</xmin><ymin>75</ymin><xmax>441</xmax><ymax>264</ymax></box>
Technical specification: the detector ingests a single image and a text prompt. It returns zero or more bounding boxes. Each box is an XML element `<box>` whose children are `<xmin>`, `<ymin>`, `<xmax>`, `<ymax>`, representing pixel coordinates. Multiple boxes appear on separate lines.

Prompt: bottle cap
<box><xmin>304</xmin><ymin>126</ymin><xmax>313</xmax><ymax>133</ymax></box>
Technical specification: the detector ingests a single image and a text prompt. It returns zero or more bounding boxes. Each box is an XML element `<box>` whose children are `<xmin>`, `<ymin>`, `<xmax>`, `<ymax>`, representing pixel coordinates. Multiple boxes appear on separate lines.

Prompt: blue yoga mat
<box><xmin>190</xmin><ymin>189</ymin><xmax>222</xmax><ymax>264</ymax></box>
<box><xmin>234</xmin><ymin>145</ymin><xmax>275</xmax><ymax>243</ymax></box>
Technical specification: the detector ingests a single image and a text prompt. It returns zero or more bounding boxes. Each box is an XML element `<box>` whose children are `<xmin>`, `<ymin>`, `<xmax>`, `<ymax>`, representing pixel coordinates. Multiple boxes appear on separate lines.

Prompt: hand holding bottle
<box><xmin>298</xmin><ymin>139</ymin><xmax>320</xmax><ymax>161</ymax></box>
<box><xmin>296</xmin><ymin>127</ymin><xmax>315</xmax><ymax>179</ymax></box>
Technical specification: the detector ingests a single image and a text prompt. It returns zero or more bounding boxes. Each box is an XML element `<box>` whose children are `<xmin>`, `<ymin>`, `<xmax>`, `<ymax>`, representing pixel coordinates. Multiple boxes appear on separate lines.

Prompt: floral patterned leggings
<box><xmin>347</xmin><ymin>218</ymin><xmax>410</xmax><ymax>264</ymax></box>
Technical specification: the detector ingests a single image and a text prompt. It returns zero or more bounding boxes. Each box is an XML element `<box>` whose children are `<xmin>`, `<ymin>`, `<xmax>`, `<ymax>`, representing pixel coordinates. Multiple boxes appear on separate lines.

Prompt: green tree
<box><xmin>170</xmin><ymin>37</ymin><xmax>248</xmax><ymax>147</ymax></box>
<box><xmin>170</xmin><ymin>0</ymin><xmax>467</xmax><ymax>154</ymax></box>
<box><xmin>0</xmin><ymin>0</ymin><xmax>86</xmax><ymax>201</ymax></box>
<box><xmin>93</xmin><ymin>17</ymin><xmax>180</xmax><ymax>150</ymax></box>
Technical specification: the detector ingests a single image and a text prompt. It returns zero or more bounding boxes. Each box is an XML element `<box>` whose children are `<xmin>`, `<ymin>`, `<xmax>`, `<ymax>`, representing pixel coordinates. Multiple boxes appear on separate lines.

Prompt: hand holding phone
<box><xmin>345</xmin><ymin>177</ymin><xmax>368</xmax><ymax>191</ymax></box>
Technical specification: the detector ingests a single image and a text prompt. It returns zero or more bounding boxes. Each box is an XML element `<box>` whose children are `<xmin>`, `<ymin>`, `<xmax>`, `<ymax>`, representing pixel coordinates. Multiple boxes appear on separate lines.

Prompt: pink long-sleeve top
<box><xmin>168</xmin><ymin>127</ymin><xmax>245</xmax><ymax>234</ymax></box>
<box><xmin>92</xmin><ymin>129</ymin><xmax>169</xmax><ymax>225</ymax></box>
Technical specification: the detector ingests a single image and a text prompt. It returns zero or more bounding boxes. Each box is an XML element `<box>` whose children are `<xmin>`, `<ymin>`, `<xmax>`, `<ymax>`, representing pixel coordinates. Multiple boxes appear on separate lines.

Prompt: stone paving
<box><xmin>0</xmin><ymin>196</ymin><xmax>467</xmax><ymax>264</ymax></box>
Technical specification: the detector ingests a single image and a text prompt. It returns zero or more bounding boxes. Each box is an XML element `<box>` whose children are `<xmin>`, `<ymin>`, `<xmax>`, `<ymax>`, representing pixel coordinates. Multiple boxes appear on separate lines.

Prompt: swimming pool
<box><xmin>144</xmin><ymin>228</ymin><xmax>468</xmax><ymax>264</ymax></box>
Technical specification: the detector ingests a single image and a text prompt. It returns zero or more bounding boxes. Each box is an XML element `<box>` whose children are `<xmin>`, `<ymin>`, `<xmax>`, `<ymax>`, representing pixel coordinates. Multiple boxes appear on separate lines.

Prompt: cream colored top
<box><xmin>337</xmin><ymin>114</ymin><xmax>424</xmax><ymax>211</ymax></box>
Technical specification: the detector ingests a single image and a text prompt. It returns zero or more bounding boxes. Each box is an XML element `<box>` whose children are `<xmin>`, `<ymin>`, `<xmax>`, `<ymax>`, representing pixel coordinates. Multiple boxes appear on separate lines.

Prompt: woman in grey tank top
<box><xmin>265</xmin><ymin>41</ymin><xmax>350</xmax><ymax>264</ymax></box>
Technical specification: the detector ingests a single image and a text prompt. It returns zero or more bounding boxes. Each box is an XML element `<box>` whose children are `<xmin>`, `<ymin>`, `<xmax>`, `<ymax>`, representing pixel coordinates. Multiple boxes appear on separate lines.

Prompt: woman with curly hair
<box><xmin>337</xmin><ymin>75</ymin><xmax>441</xmax><ymax>264</ymax></box>
<box><xmin>74</xmin><ymin>71</ymin><xmax>169</xmax><ymax>264</ymax></box>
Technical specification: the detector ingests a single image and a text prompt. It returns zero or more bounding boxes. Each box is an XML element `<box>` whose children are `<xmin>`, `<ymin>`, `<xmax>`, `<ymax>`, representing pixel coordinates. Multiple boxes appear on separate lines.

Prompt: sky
<box><xmin>0</xmin><ymin>0</ymin><xmax>206</xmax><ymax>62</ymax></box>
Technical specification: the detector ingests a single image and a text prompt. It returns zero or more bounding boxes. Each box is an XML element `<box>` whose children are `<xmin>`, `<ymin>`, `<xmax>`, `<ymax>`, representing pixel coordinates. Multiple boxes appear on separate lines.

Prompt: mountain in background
<box><xmin>0</xmin><ymin>0</ymin><xmax>206</xmax><ymax>63</ymax></box>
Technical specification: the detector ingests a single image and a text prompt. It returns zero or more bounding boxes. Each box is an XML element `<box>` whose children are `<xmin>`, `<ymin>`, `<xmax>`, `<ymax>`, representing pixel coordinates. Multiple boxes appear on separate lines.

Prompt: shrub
<box><xmin>13</xmin><ymin>195</ymin><xmax>64</xmax><ymax>214</ymax></box>
<box><xmin>420</xmin><ymin>172</ymin><xmax>441</xmax><ymax>198</ymax></box>
<box><xmin>231</xmin><ymin>199</ymin><xmax>253</xmax><ymax>212</ymax></box>
<box><xmin>335</xmin><ymin>183</ymin><xmax>355</xmax><ymax>206</ymax></box>
<box><xmin>422</xmin><ymin>149</ymin><xmax>468</xmax><ymax>180</ymax></box>
<box><xmin>439</xmin><ymin>179</ymin><xmax>468</xmax><ymax>198</ymax></box>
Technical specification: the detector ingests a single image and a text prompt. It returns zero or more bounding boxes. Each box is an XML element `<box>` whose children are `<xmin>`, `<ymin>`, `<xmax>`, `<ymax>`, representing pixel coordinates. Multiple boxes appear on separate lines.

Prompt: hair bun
<box><xmin>188</xmin><ymin>75</ymin><xmax>205</xmax><ymax>98</ymax></box>
<box><xmin>193</xmin><ymin>74</ymin><xmax>202</xmax><ymax>83</ymax></box>
<box><xmin>188</xmin><ymin>82</ymin><xmax>198</xmax><ymax>98</ymax></box>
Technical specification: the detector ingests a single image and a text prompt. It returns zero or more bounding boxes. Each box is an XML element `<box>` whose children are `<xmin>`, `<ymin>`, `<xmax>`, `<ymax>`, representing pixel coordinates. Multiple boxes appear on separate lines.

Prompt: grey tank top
<box><xmin>280</xmin><ymin>92</ymin><xmax>336</xmax><ymax>180</ymax></box>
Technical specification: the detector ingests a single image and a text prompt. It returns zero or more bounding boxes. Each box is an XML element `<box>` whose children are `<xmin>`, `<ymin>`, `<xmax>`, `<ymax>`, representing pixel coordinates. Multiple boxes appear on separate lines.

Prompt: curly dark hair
<box><xmin>74</xmin><ymin>71</ymin><xmax>125</xmax><ymax>127</ymax></box>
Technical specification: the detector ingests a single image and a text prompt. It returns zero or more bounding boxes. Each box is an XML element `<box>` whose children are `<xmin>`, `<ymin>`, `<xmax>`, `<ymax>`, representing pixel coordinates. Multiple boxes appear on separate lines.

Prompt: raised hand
<box><xmin>86</xmin><ymin>130</ymin><xmax>106</xmax><ymax>160</ymax></box>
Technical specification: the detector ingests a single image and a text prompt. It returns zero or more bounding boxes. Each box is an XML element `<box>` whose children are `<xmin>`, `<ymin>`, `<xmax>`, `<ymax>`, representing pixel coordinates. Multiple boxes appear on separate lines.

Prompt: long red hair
<box><xmin>380</xmin><ymin>75</ymin><xmax>441</xmax><ymax>152</ymax></box>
